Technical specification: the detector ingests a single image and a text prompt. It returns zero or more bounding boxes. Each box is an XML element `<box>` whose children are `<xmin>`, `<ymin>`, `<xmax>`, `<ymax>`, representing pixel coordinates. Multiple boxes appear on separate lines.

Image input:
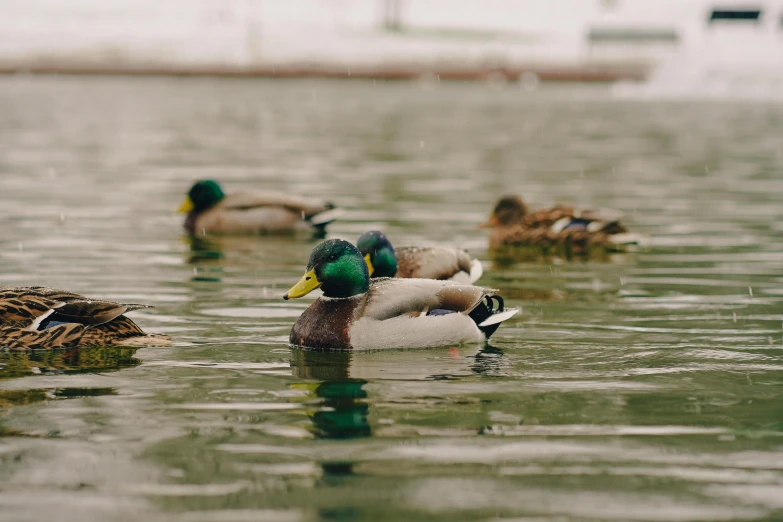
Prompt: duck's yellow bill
<box><xmin>283</xmin><ymin>269</ymin><xmax>320</xmax><ymax>300</ymax></box>
<box><xmin>363</xmin><ymin>253</ymin><xmax>374</xmax><ymax>276</ymax></box>
<box><xmin>177</xmin><ymin>197</ymin><xmax>194</xmax><ymax>213</ymax></box>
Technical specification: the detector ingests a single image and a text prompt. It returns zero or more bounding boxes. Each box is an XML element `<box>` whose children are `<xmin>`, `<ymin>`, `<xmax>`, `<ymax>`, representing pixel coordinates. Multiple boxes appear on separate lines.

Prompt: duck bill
<box><xmin>177</xmin><ymin>197</ymin><xmax>195</xmax><ymax>213</ymax></box>
<box><xmin>283</xmin><ymin>269</ymin><xmax>321</xmax><ymax>300</ymax></box>
<box><xmin>363</xmin><ymin>253</ymin><xmax>374</xmax><ymax>276</ymax></box>
<box><xmin>478</xmin><ymin>215</ymin><xmax>499</xmax><ymax>229</ymax></box>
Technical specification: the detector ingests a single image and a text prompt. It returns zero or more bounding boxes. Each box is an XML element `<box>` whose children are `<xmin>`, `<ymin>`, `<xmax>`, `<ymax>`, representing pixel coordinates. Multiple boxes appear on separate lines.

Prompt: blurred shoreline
<box><xmin>0</xmin><ymin>62</ymin><xmax>646</xmax><ymax>83</ymax></box>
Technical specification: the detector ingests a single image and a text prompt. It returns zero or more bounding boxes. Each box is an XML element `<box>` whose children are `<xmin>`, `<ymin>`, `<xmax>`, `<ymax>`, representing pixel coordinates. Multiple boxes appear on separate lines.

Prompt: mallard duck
<box><xmin>356</xmin><ymin>230</ymin><xmax>483</xmax><ymax>284</ymax></box>
<box><xmin>480</xmin><ymin>195</ymin><xmax>638</xmax><ymax>251</ymax></box>
<box><xmin>282</xmin><ymin>239</ymin><xmax>517</xmax><ymax>350</ymax></box>
<box><xmin>0</xmin><ymin>287</ymin><xmax>166</xmax><ymax>350</ymax></box>
<box><xmin>177</xmin><ymin>180</ymin><xmax>343</xmax><ymax>236</ymax></box>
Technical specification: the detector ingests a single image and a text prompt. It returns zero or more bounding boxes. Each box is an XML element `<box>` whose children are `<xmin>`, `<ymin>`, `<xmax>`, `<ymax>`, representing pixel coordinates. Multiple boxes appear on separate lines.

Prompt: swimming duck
<box><xmin>178</xmin><ymin>180</ymin><xmax>343</xmax><ymax>236</ymax></box>
<box><xmin>282</xmin><ymin>239</ymin><xmax>517</xmax><ymax>350</ymax></box>
<box><xmin>480</xmin><ymin>195</ymin><xmax>636</xmax><ymax>251</ymax></box>
<box><xmin>0</xmin><ymin>287</ymin><xmax>165</xmax><ymax>350</ymax></box>
<box><xmin>356</xmin><ymin>230</ymin><xmax>483</xmax><ymax>284</ymax></box>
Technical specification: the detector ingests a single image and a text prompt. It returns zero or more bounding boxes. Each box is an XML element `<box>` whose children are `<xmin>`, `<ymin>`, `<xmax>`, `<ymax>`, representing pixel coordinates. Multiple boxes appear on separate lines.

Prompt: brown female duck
<box><xmin>480</xmin><ymin>195</ymin><xmax>637</xmax><ymax>252</ymax></box>
<box><xmin>0</xmin><ymin>287</ymin><xmax>166</xmax><ymax>350</ymax></box>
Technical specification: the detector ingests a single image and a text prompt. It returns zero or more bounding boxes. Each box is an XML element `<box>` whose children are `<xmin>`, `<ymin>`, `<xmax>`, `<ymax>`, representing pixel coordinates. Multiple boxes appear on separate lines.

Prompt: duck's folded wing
<box><xmin>220</xmin><ymin>191</ymin><xmax>333</xmax><ymax>217</ymax></box>
<box><xmin>49</xmin><ymin>300</ymin><xmax>151</xmax><ymax>326</ymax></box>
<box><xmin>363</xmin><ymin>278</ymin><xmax>494</xmax><ymax>320</ymax></box>
<box><xmin>0</xmin><ymin>287</ymin><xmax>151</xmax><ymax>328</ymax></box>
<box><xmin>573</xmin><ymin>207</ymin><xmax>626</xmax><ymax>222</ymax></box>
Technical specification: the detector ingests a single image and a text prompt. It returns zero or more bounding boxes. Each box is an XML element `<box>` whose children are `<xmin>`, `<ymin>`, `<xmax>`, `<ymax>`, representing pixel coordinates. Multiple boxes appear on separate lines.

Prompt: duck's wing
<box><xmin>2</xmin><ymin>287</ymin><xmax>151</xmax><ymax>324</ymax></box>
<box><xmin>0</xmin><ymin>287</ymin><xmax>155</xmax><ymax>349</ymax></box>
<box><xmin>521</xmin><ymin>205</ymin><xmax>575</xmax><ymax>228</ymax></box>
<box><xmin>362</xmin><ymin>278</ymin><xmax>494</xmax><ymax>320</ymax></box>
<box><xmin>221</xmin><ymin>191</ymin><xmax>337</xmax><ymax>218</ymax></box>
<box><xmin>349</xmin><ymin>278</ymin><xmax>517</xmax><ymax>349</ymax></box>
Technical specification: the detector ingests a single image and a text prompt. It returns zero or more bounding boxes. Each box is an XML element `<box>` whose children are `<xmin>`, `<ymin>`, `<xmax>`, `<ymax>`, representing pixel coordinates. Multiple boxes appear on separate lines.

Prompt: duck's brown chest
<box><xmin>289</xmin><ymin>297</ymin><xmax>360</xmax><ymax>350</ymax></box>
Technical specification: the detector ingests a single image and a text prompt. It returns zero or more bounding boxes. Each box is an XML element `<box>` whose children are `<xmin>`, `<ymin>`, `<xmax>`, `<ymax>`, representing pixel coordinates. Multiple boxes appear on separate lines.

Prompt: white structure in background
<box><xmin>0</xmin><ymin>0</ymin><xmax>696</xmax><ymax>78</ymax></box>
<box><xmin>616</xmin><ymin>2</ymin><xmax>783</xmax><ymax>99</ymax></box>
<box><xmin>0</xmin><ymin>0</ymin><xmax>780</xmax><ymax>89</ymax></box>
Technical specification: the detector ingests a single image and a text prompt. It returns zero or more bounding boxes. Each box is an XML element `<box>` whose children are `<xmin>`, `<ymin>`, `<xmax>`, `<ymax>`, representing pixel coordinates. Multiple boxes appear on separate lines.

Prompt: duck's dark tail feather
<box><xmin>468</xmin><ymin>296</ymin><xmax>518</xmax><ymax>339</ymax></box>
<box><xmin>307</xmin><ymin>206</ymin><xmax>345</xmax><ymax>228</ymax></box>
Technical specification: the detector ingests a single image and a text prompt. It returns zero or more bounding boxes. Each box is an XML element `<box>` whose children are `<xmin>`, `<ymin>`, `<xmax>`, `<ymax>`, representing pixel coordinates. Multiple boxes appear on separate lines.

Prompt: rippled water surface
<box><xmin>1</xmin><ymin>77</ymin><xmax>783</xmax><ymax>522</ymax></box>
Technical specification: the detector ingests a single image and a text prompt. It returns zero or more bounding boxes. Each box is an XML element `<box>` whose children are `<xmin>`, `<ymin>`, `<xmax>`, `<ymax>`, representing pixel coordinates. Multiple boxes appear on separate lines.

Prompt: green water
<box><xmin>1</xmin><ymin>77</ymin><xmax>783</xmax><ymax>522</ymax></box>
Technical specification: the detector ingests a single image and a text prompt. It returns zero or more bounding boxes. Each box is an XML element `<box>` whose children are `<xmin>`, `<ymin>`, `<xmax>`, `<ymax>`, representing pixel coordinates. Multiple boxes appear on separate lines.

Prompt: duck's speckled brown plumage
<box><xmin>483</xmin><ymin>196</ymin><xmax>630</xmax><ymax>252</ymax></box>
<box><xmin>0</xmin><ymin>286</ymin><xmax>164</xmax><ymax>350</ymax></box>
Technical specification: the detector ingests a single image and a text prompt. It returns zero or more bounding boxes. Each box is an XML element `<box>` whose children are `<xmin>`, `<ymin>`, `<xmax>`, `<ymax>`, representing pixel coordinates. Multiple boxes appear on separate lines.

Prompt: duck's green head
<box><xmin>284</xmin><ymin>239</ymin><xmax>370</xmax><ymax>300</ymax></box>
<box><xmin>178</xmin><ymin>180</ymin><xmax>226</xmax><ymax>214</ymax></box>
<box><xmin>480</xmin><ymin>195</ymin><xmax>528</xmax><ymax>228</ymax></box>
<box><xmin>356</xmin><ymin>230</ymin><xmax>397</xmax><ymax>278</ymax></box>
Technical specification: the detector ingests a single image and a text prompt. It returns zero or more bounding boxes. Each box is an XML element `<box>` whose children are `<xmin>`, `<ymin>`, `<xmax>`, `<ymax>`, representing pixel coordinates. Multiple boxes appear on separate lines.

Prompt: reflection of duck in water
<box><xmin>177</xmin><ymin>180</ymin><xmax>343</xmax><ymax>237</ymax></box>
<box><xmin>0</xmin><ymin>287</ymin><xmax>167</xmax><ymax>350</ymax></box>
<box><xmin>356</xmin><ymin>230</ymin><xmax>483</xmax><ymax>283</ymax></box>
<box><xmin>283</xmin><ymin>240</ymin><xmax>517</xmax><ymax>350</ymax></box>
<box><xmin>0</xmin><ymin>345</ymin><xmax>141</xmax><ymax>413</ymax></box>
<box><xmin>0</xmin><ymin>345</ymin><xmax>141</xmax><ymax>379</ymax></box>
<box><xmin>480</xmin><ymin>195</ymin><xmax>641</xmax><ymax>256</ymax></box>
<box><xmin>291</xmin><ymin>350</ymin><xmax>370</xmax><ymax>440</ymax></box>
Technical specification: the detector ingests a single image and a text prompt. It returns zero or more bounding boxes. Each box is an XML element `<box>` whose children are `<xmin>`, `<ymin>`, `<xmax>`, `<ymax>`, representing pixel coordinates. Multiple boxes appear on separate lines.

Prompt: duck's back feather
<box><xmin>0</xmin><ymin>286</ymin><xmax>158</xmax><ymax>350</ymax></box>
<box><xmin>361</xmin><ymin>278</ymin><xmax>489</xmax><ymax>321</ymax></box>
<box><xmin>395</xmin><ymin>246</ymin><xmax>474</xmax><ymax>281</ymax></box>
<box><xmin>220</xmin><ymin>190</ymin><xmax>333</xmax><ymax>216</ymax></box>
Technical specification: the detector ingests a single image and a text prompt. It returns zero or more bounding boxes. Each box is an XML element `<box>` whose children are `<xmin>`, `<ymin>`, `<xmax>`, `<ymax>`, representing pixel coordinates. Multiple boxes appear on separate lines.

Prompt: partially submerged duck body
<box><xmin>481</xmin><ymin>196</ymin><xmax>641</xmax><ymax>255</ymax></box>
<box><xmin>0</xmin><ymin>287</ymin><xmax>166</xmax><ymax>350</ymax></box>
<box><xmin>179</xmin><ymin>180</ymin><xmax>342</xmax><ymax>236</ymax></box>
<box><xmin>357</xmin><ymin>230</ymin><xmax>483</xmax><ymax>284</ymax></box>
<box><xmin>284</xmin><ymin>240</ymin><xmax>515</xmax><ymax>350</ymax></box>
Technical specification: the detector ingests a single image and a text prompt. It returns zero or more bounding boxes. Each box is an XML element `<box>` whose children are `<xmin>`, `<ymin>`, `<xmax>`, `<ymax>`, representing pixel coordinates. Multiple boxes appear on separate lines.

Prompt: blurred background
<box><xmin>0</xmin><ymin>0</ymin><xmax>781</xmax><ymax>95</ymax></box>
<box><xmin>2</xmin><ymin>2</ymin><xmax>783</xmax><ymax>522</ymax></box>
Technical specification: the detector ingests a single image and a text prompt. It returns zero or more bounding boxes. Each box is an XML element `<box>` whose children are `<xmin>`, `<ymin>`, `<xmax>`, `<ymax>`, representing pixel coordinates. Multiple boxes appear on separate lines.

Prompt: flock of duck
<box><xmin>1</xmin><ymin>180</ymin><xmax>638</xmax><ymax>351</ymax></box>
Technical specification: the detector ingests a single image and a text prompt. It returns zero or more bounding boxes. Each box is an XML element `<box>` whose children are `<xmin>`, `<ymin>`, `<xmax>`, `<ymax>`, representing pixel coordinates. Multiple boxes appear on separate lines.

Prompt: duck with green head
<box><xmin>283</xmin><ymin>239</ymin><xmax>516</xmax><ymax>350</ymax></box>
<box><xmin>178</xmin><ymin>180</ymin><xmax>343</xmax><ymax>236</ymax></box>
<box><xmin>357</xmin><ymin>230</ymin><xmax>483</xmax><ymax>283</ymax></box>
<box><xmin>0</xmin><ymin>287</ymin><xmax>169</xmax><ymax>350</ymax></box>
<box><xmin>480</xmin><ymin>195</ymin><xmax>639</xmax><ymax>252</ymax></box>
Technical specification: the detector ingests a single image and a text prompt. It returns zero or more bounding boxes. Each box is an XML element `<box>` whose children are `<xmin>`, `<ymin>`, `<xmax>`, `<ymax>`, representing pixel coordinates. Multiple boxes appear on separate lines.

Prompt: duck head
<box><xmin>284</xmin><ymin>239</ymin><xmax>370</xmax><ymax>300</ymax></box>
<box><xmin>480</xmin><ymin>195</ymin><xmax>528</xmax><ymax>228</ymax></box>
<box><xmin>178</xmin><ymin>180</ymin><xmax>226</xmax><ymax>214</ymax></box>
<box><xmin>356</xmin><ymin>231</ymin><xmax>398</xmax><ymax>278</ymax></box>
